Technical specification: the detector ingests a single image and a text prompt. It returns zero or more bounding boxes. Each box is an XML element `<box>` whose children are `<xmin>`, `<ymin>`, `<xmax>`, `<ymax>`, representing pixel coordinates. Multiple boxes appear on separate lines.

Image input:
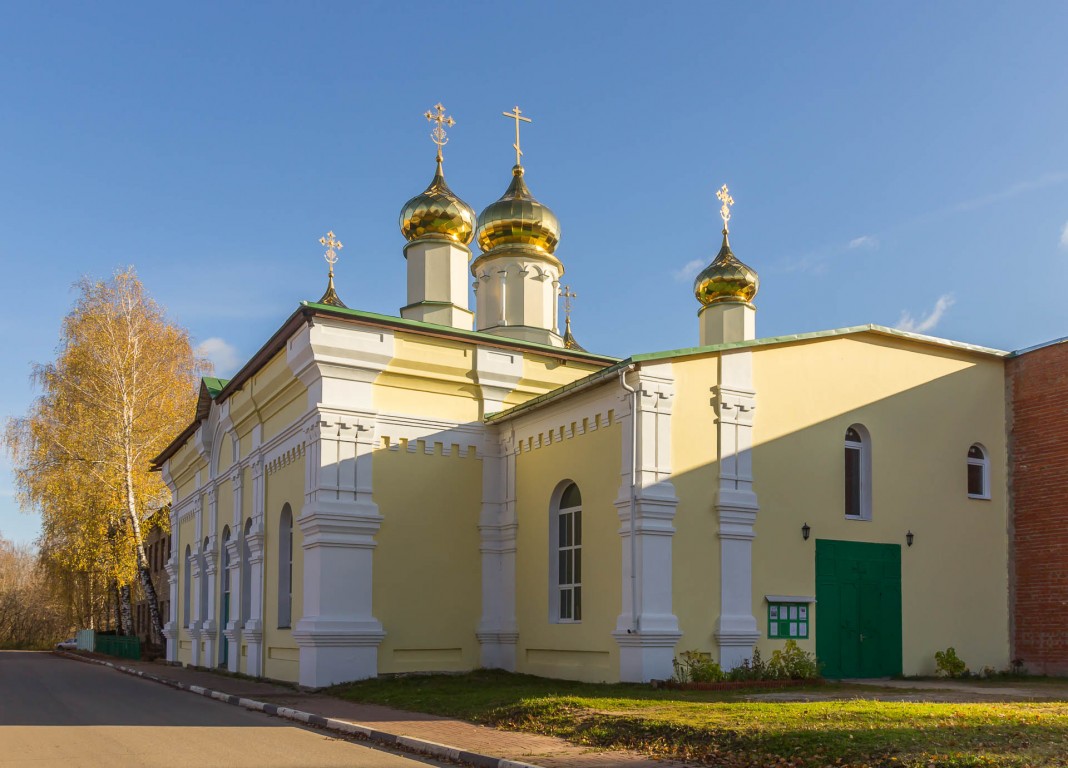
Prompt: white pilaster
<box><xmin>189</xmin><ymin>551</ymin><xmax>203</xmax><ymax>667</ymax></box>
<box><xmin>477</xmin><ymin>431</ymin><xmax>519</xmax><ymax>669</ymax></box>
<box><xmin>244</xmin><ymin>458</ymin><xmax>266</xmax><ymax>677</ymax></box>
<box><xmin>162</xmin><ymin>467</ymin><xmax>180</xmax><ymax>662</ymax></box>
<box><xmin>222</xmin><ymin>469</ymin><xmax>244</xmax><ymax>672</ymax></box>
<box><xmin>287</xmin><ymin>319</ymin><xmax>393</xmax><ymax>688</ymax></box>
<box><xmin>713</xmin><ymin>350</ymin><xmax>760</xmax><ymax>669</ymax></box>
<box><xmin>613</xmin><ymin>363</ymin><xmax>682</xmax><ymax>682</ymax></box>
<box><xmin>473</xmin><ymin>347</ymin><xmax>524</xmax><ymax>419</ymax></box>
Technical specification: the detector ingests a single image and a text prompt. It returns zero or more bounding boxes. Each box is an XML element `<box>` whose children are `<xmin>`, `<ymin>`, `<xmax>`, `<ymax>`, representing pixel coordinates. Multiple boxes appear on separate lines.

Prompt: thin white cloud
<box><xmin>195</xmin><ymin>337</ymin><xmax>241</xmax><ymax>377</ymax></box>
<box><xmin>896</xmin><ymin>294</ymin><xmax>956</xmax><ymax>334</ymax></box>
<box><xmin>1060</xmin><ymin>221</ymin><xmax>1068</xmax><ymax>250</ymax></box>
<box><xmin>950</xmin><ymin>172</ymin><xmax>1068</xmax><ymax>215</ymax></box>
<box><xmin>848</xmin><ymin>235</ymin><xmax>879</xmax><ymax>251</ymax></box>
<box><xmin>673</xmin><ymin>259</ymin><xmax>705</xmax><ymax>282</ymax></box>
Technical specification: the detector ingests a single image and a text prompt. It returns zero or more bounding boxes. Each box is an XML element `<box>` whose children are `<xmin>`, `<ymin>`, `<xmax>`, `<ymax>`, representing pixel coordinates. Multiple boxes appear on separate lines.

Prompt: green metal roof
<box><xmin>202</xmin><ymin>377</ymin><xmax>230</xmax><ymax>399</ymax></box>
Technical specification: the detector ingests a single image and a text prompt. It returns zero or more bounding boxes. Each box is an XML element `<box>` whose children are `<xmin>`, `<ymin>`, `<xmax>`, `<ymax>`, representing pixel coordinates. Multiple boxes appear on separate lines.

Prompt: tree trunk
<box><xmin>86</xmin><ymin>575</ymin><xmax>95</xmax><ymax>631</ymax></box>
<box><xmin>111</xmin><ymin>582</ymin><xmax>121</xmax><ymax>633</ymax></box>
<box><xmin>123</xmin><ymin>453</ymin><xmax>165</xmax><ymax>643</ymax></box>
<box><xmin>119</xmin><ymin>582</ymin><xmax>133</xmax><ymax>636</ymax></box>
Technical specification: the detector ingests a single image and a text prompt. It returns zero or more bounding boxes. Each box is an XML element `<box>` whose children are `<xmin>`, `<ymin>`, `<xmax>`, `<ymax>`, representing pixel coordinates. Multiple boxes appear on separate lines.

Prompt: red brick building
<box><xmin>1008</xmin><ymin>337</ymin><xmax>1068</xmax><ymax>675</ymax></box>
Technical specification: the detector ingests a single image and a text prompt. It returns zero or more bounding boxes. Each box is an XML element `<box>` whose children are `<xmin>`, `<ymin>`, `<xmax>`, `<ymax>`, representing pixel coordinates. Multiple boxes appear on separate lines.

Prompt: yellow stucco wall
<box><xmin>373</xmin><ymin>446</ymin><xmax>483</xmax><ymax>673</ymax></box>
<box><xmin>376</xmin><ymin>333</ymin><xmax>481</xmax><ymax>422</ymax></box>
<box><xmin>669</xmin><ymin>355</ymin><xmax>721</xmax><ymax>655</ymax></box>
<box><xmin>261</xmin><ymin>457</ymin><xmax>305</xmax><ymax>682</ymax></box>
<box><xmin>514</xmin><ymin>417</ymin><xmax>623</xmax><ymax>682</ymax></box>
<box><xmin>503</xmin><ymin>353</ymin><xmax>603</xmax><ymax>409</ymax></box>
<box><xmin>749</xmin><ymin>335</ymin><xmax>1008</xmax><ymax>675</ymax></box>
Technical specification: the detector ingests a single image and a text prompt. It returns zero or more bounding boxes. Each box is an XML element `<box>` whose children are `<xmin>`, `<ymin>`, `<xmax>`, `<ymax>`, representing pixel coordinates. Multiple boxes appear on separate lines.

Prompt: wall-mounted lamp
<box><xmin>801</xmin><ymin>522</ymin><xmax>811</xmax><ymax>541</ymax></box>
<box><xmin>906</xmin><ymin>530</ymin><xmax>914</xmax><ymax>547</ymax></box>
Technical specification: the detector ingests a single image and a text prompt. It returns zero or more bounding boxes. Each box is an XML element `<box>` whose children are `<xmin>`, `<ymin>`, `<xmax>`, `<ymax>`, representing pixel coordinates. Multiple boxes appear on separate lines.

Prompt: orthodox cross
<box><xmin>316</xmin><ymin>230</ymin><xmax>346</xmax><ymax>307</ymax></box>
<box><xmin>425</xmin><ymin>103</ymin><xmax>455</xmax><ymax>163</ymax></box>
<box><xmin>319</xmin><ymin>230</ymin><xmax>343</xmax><ymax>278</ymax></box>
<box><xmin>561</xmin><ymin>284</ymin><xmax>577</xmax><ymax>325</ymax></box>
<box><xmin>502</xmin><ymin>105</ymin><xmax>532</xmax><ymax>166</ymax></box>
<box><xmin>716</xmin><ymin>184</ymin><xmax>734</xmax><ymax>231</ymax></box>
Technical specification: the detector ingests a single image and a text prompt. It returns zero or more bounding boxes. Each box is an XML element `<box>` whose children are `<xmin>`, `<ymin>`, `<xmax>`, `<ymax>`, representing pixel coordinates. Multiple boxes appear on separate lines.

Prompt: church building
<box><xmin>154</xmin><ymin>105</ymin><xmax>1016</xmax><ymax>688</ymax></box>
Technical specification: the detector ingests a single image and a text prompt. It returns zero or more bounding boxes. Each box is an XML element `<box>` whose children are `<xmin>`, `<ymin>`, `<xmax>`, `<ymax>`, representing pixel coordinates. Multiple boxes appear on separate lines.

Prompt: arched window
<box><xmin>967</xmin><ymin>444</ymin><xmax>990</xmax><ymax>499</ymax></box>
<box><xmin>278</xmin><ymin>504</ymin><xmax>293</xmax><ymax>628</ymax></box>
<box><xmin>199</xmin><ymin>538</ymin><xmax>210</xmax><ymax>622</ymax></box>
<box><xmin>554</xmin><ymin>483</ymin><xmax>582</xmax><ymax>622</ymax></box>
<box><xmin>844</xmin><ymin>425</ymin><xmax>872</xmax><ymax>520</ymax></box>
<box><xmin>221</xmin><ymin>526</ymin><xmax>231</xmax><ymax>617</ymax></box>
<box><xmin>183</xmin><ymin>545</ymin><xmax>192</xmax><ymax>628</ymax></box>
<box><xmin>241</xmin><ymin>518</ymin><xmax>252</xmax><ymax>621</ymax></box>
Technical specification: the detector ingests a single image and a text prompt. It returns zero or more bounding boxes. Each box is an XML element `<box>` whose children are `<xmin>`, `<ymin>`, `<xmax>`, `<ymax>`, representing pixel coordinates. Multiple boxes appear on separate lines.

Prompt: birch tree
<box><xmin>5</xmin><ymin>268</ymin><xmax>206</xmax><ymax>642</ymax></box>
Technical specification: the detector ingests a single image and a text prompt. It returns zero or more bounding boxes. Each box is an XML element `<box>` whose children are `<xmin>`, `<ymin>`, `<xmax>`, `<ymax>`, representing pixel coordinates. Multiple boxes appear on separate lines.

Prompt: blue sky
<box><xmin>2</xmin><ymin>2</ymin><xmax>1067</xmax><ymax>544</ymax></box>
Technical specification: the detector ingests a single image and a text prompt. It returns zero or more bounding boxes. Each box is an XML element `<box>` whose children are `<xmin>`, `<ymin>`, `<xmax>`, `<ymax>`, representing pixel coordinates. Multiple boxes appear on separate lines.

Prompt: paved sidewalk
<box><xmin>68</xmin><ymin>655</ymin><xmax>693</xmax><ymax>768</ymax></box>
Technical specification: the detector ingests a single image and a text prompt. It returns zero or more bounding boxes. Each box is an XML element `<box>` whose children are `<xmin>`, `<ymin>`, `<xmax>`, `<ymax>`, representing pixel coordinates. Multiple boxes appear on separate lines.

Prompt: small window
<box><xmin>768</xmin><ymin>602</ymin><xmax>809</xmax><ymax>639</ymax></box>
<box><xmin>967</xmin><ymin>444</ymin><xmax>990</xmax><ymax>499</ymax></box>
<box><xmin>555</xmin><ymin>483</ymin><xmax>582</xmax><ymax>622</ymax></box>
<box><xmin>844</xmin><ymin>424</ymin><xmax>872</xmax><ymax>520</ymax></box>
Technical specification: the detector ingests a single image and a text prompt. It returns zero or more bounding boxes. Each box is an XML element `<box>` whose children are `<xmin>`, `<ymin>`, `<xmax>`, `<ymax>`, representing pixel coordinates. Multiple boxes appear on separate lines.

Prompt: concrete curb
<box><xmin>55</xmin><ymin>651</ymin><xmax>544</xmax><ymax>768</ymax></box>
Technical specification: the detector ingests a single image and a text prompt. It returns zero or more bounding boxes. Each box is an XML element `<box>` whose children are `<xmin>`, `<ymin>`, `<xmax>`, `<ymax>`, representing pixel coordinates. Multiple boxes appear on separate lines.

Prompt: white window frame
<box><xmin>550</xmin><ymin>482</ymin><xmax>583</xmax><ymax>624</ymax></box>
<box><xmin>967</xmin><ymin>443</ymin><xmax>991</xmax><ymax>500</ymax></box>
<box><xmin>844</xmin><ymin>424</ymin><xmax>873</xmax><ymax>521</ymax></box>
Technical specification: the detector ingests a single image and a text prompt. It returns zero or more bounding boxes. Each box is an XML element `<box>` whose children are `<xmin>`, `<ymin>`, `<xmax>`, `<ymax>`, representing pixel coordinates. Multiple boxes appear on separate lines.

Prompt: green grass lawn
<box><xmin>328</xmin><ymin>670</ymin><xmax>1068</xmax><ymax>767</ymax></box>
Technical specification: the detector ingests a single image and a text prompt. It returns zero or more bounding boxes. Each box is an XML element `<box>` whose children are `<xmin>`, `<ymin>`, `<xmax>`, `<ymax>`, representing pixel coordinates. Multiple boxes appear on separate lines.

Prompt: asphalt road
<box><xmin>0</xmin><ymin>651</ymin><xmax>446</xmax><ymax>768</ymax></box>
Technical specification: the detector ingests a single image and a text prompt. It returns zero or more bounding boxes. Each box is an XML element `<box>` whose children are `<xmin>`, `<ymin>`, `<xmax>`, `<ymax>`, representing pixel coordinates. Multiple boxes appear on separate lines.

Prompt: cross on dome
<box><xmin>716</xmin><ymin>184</ymin><xmax>734</xmax><ymax>231</ymax></box>
<box><xmin>502</xmin><ymin>105</ymin><xmax>532</xmax><ymax>166</ymax></box>
<box><xmin>425</xmin><ymin>103</ymin><xmax>456</xmax><ymax>162</ymax></box>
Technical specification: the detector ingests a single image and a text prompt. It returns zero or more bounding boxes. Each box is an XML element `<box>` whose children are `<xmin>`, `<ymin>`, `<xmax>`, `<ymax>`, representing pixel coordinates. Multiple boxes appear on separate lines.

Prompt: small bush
<box><xmin>768</xmin><ymin>640</ymin><xmax>821</xmax><ymax>680</ymax></box>
<box><xmin>672</xmin><ymin>650</ymin><xmax>725</xmax><ymax>683</ymax></box>
<box><xmin>935</xmin><ymin>646</ymin><xmax>969</xmax><ymax>678</ymax></box>
<box><xmin>729</xmin><ymin>646</ymin><xmax>769</xmax><ymax>682</ymax></box>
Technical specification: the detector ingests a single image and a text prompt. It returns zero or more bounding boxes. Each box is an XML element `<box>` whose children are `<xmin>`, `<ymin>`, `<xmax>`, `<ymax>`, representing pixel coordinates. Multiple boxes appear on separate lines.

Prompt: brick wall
<box><xmin>1009</xmin><ymin>340</ymin><xmax>1068</xmax><ymax>675</ymax></box>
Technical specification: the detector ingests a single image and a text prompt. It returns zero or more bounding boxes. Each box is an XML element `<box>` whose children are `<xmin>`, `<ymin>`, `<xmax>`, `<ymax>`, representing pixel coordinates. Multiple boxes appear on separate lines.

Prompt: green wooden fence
<box><xmin>94</xmin><ymin>633</ymin><xmax>141</xmax><ymax>660</ymax></box>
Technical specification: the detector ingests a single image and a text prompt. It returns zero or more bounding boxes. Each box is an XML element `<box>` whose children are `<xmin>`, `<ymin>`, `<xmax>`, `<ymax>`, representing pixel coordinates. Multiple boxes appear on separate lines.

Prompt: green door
<box><xmin>816</xmin><ymin>539</ymin><xmax>902</xmax><ymax>678</ymax></box>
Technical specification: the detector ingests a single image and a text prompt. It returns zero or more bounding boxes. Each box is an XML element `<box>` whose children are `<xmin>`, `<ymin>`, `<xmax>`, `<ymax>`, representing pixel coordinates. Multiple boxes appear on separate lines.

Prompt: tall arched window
<box><xmin>200</xmin><ymin>538</ymin><xmax>210</xmax><ymax>622</ymax></box>
<box><xmin>554</xmin><ymin>483</ymin><xmax>582</xmax><ymax>622</ymax></box>
<box><xmin>183</xmin><ymin>544</ymin><xmax>192</xmax><ymax>628</ymax></box>
<box><xmin>241</xmin><ymin>518</ymin><xmax>252</xmax><ymax>621</ymax></box>
<box><xmin>221</xmin><ymin>526</ymin><xmax>231</xmax><ymax>621</ymax></box>
<box><xmin>278</xmin><ymin>504</ymin><xmax>293</xmax><ymax>628</ymax></box>
<box><xmin>844</xmin><ymin>425</ymin><xmax>872</xmax><ymax>520</ymax></box>
<box><xmin>967</xmin><ymin>444</ymin><xmax>990</xmax><ymax>499</ymax></box>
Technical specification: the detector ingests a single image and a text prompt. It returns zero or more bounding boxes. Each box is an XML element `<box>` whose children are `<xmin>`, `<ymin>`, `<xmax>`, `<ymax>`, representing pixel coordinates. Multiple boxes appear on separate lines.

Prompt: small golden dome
<box><xmin>694</xmin><ymin>231</ymin><xmax>759</xmax><ymax>306</ymax></box>
<box><xmin>476</xmin><ymin>165</ymin><xmax>560</xmax><ymax>255</ymax></box>
<box><xmin>399</xmin><ymin>159</ymin><xmax>476</xmax><ymax>245</ymax></box>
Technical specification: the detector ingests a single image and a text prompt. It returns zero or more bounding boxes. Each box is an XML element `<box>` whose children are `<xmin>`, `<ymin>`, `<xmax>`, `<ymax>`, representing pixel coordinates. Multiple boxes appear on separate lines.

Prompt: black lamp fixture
<box><xmin>801</xmin><ymin>522</ymin><xmax>811</xmax><ymax>541</ymax></box>
<box><xmin>906</xmin><ymin>530</ymin><xmax>914</xmax><ymax>547</ymax></box>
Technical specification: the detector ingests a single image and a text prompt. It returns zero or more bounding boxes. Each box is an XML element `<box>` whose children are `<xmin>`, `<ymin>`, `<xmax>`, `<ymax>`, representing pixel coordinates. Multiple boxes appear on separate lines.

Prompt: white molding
<box><xmin>477</xmin><ymin>428</ymin><xmax>519</xmax><ymax>670</ymax></box>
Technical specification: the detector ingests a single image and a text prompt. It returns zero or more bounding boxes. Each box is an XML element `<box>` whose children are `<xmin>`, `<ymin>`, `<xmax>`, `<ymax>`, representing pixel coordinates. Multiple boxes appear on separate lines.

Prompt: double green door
<box><xmin>815</xmin><ymin>540</ymin><xmax>902</xmax><ymax>678</ymax></box>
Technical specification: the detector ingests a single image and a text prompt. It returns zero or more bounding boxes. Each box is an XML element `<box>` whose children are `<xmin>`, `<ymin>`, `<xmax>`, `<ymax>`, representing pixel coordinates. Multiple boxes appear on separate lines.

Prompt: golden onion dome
<box><xmin>694</xmin><ymin>231</ymin><xmax>759</xmax><ymax>306</ymax></box>
<box><xmin>399</xmin><ymin>159</ymin><xmax>476</xmax><ymax>245</ymax></box>
<box><xmin>475</xmin><ymin>165</ymin><xmax>560</xmax><ymax>255</ymax></box>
